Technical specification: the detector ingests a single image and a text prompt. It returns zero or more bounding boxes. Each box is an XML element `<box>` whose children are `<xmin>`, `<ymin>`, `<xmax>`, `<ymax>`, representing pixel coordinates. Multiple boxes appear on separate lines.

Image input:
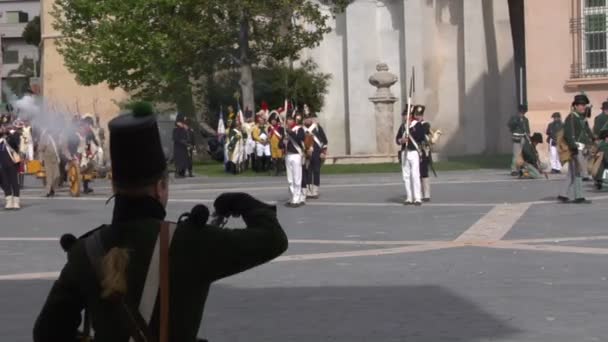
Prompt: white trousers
<box><xmin>256</xmin><ymin>142</ymin><xmax>271</xmax><ymax>157</ymax></box>
<box><xmin>549</xmin><ymin>144</ymin><xmax>561</xmax><ymax>171</ymax></box>
<box><xmin>402</xmin><ymin>150</ymin><xmax>422</xmax><ymax>202</ymax></box>
<box><xmin>286</xmin><ymin>153</ymin><xmax>303</xmax><ymax>204</ymax></box>
<box><xmin>245</xmin><ymin>138</ymin><xmax>255</xmax><ymax>155</ymax></box>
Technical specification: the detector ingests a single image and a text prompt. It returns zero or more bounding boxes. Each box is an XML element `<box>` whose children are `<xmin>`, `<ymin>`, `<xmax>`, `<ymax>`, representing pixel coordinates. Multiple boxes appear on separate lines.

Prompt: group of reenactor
<box><xmin>395</xmin><ymin>105</ymin><xmax>441</xmax><ymax>205</ymax></box>
<box><xmin>218</xmin><ymin>102</ymin><xmax>328</xmax><ymax>208</ymax></box>
<box><xmin>508</xmin><ymin>94</ymin><xmax>608</xmax><ymax>204</ymax></box>
<box><xmin>0</xmin><ymin>108</ymin><xmax>106</xmax><ymax>210</ymax></box>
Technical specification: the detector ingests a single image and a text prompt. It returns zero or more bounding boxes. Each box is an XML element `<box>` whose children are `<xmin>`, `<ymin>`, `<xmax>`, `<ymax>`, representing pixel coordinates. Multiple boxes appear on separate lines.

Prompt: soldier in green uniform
<box><xmin>593</xmin><ymin>129</ymin><xmax>608</xmax><ymax>189</ymax></box>
<box><xmin>593</xmin><ymin>101</ymin><xmax>608</xmax><ymax>138</ymax></box>
<box><xmin>558</xmin><ymin>94</ymin><xmax>594</xmax><ymax>204</ymax></box>
<box><xmin>33</xmin><ymin>102</ymin><xmax>288</xmax><ymax>342</ymax></box>
<box><xmin>508</xmin><ymin>104</ymin><xmax>530</xmax><ymax>176</ymax></box>
<box><xmin>519</xmin><ymin>133</ymin><xmax>547</xmax><ymax>179</ymax></box>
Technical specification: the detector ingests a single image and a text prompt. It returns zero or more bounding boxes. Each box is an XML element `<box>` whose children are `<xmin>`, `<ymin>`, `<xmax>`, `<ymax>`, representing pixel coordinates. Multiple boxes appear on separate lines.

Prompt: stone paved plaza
<box><xmin>1</xmin><ymin>169</ymin><xmax>607</xmax><ymax>341</ymax></box>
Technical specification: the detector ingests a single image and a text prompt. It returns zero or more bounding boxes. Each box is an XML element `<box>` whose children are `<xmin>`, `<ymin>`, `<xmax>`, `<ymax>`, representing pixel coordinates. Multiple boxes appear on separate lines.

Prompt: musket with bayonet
<box><xmin>401</xmin><ymin>67</ymin><xmax>415</xmax><ymax>148</ymax></box>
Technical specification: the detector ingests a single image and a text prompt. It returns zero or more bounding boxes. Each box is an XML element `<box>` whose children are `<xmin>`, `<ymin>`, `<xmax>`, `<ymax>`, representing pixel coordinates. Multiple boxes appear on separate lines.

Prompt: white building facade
<box><xmin>304</xmin><ymin>0</ymin><xmax>520</xmax><ymax>158</ymax></box>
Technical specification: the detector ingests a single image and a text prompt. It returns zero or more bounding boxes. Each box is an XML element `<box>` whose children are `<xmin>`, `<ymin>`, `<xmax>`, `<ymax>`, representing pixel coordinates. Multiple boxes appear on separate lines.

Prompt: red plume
<box><xmin>261</xmin><ymin>101</ymin><xmax>269</xmax><ymax>111</ymax></box>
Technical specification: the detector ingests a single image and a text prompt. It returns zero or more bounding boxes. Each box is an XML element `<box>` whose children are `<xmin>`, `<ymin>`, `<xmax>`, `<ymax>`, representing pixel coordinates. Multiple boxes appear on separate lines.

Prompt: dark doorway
<box><xmin>509</xmin><ymin>0</ymin><xmax>527</xmax><ymax>106</ymax></box>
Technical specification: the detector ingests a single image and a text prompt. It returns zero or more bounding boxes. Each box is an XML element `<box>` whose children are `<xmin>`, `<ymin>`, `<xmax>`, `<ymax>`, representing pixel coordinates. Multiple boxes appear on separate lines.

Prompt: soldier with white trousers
<box><xmin>395</xmin><ymin>107</ymin><xmax>427</xmax><ymax>205</ymax></box>
<box><xmin>284</xmin><ymin>115</ymin><xmax>305</xmax><ymax>208</ymax></box>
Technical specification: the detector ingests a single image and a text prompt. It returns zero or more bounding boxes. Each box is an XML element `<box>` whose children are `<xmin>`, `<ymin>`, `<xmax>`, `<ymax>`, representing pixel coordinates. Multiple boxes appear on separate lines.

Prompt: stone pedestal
<box><xmin>369</xmin><ymin>63</ymin><xmax>398</xmax><ymax>155</ymax></box>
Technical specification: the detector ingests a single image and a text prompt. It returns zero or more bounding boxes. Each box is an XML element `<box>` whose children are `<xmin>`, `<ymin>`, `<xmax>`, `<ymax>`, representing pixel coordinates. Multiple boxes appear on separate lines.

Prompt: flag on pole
<box><xmin>237</xmin><ymin>102</ymin><xmax>245</xmax><ymax>125</ymax></box>
<box><xmin>217</xmin><ymin>106</ymin><xmax>226</xmax><ymax>136</ymax></box>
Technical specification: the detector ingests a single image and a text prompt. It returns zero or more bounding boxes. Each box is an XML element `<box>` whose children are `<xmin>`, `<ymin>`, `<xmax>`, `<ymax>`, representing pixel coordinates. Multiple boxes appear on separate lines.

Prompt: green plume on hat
<box><xmin>129</xmin><ymin>101</ymin><xmax>155</xmax><ymax>117</ymax></box>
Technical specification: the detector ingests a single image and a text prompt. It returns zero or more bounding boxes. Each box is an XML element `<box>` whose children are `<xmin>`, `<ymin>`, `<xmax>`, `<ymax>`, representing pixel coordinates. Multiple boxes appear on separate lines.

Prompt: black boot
<box><xmin>83</xmin><ymin>181</ymin><xmax>93</xmax><ymax>194</ymax></box>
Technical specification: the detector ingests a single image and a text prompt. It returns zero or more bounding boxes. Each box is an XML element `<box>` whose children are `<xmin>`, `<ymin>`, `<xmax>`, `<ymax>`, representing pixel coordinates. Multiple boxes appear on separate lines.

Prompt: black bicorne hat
<box><xmin>573</xmin><ymin>94</ymin><xmax>590</xmax><ymax>106</ymax></box>
<box><xmin>530</xmin><ymin>132</ymin><xmax>543</xmax><ymax>144</ymax></box>
<box><xmin>109</xmin><ymin>102</ymin><xmax>167</xmax><ymax>188</ymax></box>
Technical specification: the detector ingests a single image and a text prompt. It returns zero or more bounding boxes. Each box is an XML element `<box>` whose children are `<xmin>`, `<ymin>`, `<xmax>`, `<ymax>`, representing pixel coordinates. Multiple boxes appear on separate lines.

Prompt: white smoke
<box><xmin>2</xmin><ymin>87</ymin><xmax>80</xmax><ymax>138</ymax></box>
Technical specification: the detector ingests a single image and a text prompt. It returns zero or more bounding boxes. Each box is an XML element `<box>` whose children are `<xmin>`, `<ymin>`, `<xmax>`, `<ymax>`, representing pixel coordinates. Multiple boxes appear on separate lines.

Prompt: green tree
<box><xmin>22</xmin><ymin>15</ymin><xmax>41</xmax><ymax>46</ymax></box>
<box><xmin>52</xmin><ymin>0</ymin><xmax>227</xmax><ymax>117</ymax></box>
<box><xmin>220</xmin><ymin>0</ymin><xmax>350</xmax><ymax>112</ymax></box>
<box><xmin>52</xmin><ymin>0</ymin><xmax>350</xmax><ymax>117</ymax></box>
<box><xmin>207</xmin><ymin>59</ymin><xmax>330</xmax><ymax>121</ymax></box>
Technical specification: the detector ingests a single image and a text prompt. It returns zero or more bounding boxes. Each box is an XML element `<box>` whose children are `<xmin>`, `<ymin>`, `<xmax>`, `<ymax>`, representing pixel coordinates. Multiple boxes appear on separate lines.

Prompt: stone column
<box><xmin>369</xmin><ymin>63</ymin><xmax>398</xmax><ymax>155</ymax></box>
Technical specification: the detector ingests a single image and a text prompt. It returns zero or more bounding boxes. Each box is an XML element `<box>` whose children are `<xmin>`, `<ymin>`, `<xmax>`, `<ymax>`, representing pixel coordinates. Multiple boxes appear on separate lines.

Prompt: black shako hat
<box><xmin>518</xmin><ymin>104</ymin><xmax>528</xmax><ymax>113</ymax></box>
<box><xmin>572</xmin><ymin>94</ymin><xmax>590</xmax><ymax>106</ymax></box>
<box><xmin>109</xmin><ymin>102</ymin><xmax>167</xmax><ymax>188</ymax></box>
<box><xmin>530</xmin><ymin>132</ymin><xmax>543</xmax><ymax>144</ymax></box>
<box><xmin>412</xmin><ymin>105</ymin><xmax>426</xmax><ymax>116</ymax></box>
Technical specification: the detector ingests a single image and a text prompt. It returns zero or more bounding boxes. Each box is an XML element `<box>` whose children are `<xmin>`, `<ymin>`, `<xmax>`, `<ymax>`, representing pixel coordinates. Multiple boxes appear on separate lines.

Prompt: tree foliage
<box><xmin>207</xmin><ymin>60</ymin><xmax>330</xmax><ymax>117</ymax></box>
<box><xmin>22</xmin><ymin>16</ymin><xmax>41</xmax><ymax>46</ymax></box>
<box><xmin>52</xmin><ymin>0</ymin><xmax>351</xmax><ymax>117</ymax></box>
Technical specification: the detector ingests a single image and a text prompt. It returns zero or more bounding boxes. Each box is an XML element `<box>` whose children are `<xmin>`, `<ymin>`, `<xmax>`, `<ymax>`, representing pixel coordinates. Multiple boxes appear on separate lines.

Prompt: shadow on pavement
<box><xmin>2</xmin><ymin>281</ymin><xmax>520</xmax><ymax>342</ymax></box>
<box><xmin>203</xmin><ymin>284</ymin><xmax>521</xmax><ymax>342</ymax></box>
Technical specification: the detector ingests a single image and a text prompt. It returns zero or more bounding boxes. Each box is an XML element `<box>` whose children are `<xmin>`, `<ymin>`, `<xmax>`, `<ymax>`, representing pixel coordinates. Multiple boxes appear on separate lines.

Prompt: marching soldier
<box><xmin>226</xmin><ymin>119</ymin><xmax>245</xmax><ymax>174</ymax></box>
<box><xmin>183</xmin><ymin>117</ymin><xmax>196</xmax><ymax>177</ymax></box>
<box><xmin>302</xmin><ymin>111</ymin><xmax>328</xmax><ymax>199</ymax></box>
<box><xmin>414</xmin><ymin>105</ymin><xmax>433</xmax><ymax>202</ymax></box>
<box><xmin>396</xmin><ymin>106</ymin><xmax>426</xmax><ymax>206</ymax></box>
<box><xmin>242</xmin><ymin>115</ymin><xmax>256</xmax><ymax>171</ymax></box>
<box><xmin>519</xmin><ymin>133</ymin><xmax>548</xmax><ymax>179</ymax></box>
<box><xmin>284</xmin><ymin>113</ymin><xmax>305</xmax><ymax>207</ymax></box>
<box><xmin>558</xmin><ymin>94</ymin><xmax>594</xmax><ymax>204</ymax></box>
<box><xmin>80</xmin><ymin>115</ymin><xmax>100</xmax><ymax>194</ymax></box>
<box><xmin>546</xmin><ymin>112</ymin><xmax>563</xmax><ymax>174</ymax></box>
<box><xmin>508</xmin><ymin>104</ymin><xmax>531</xmax><ymax>176</ymax></box>
<box><xmin>594</xmin><ymin>101</ymin><xmax>608</xmax><ymax>138</ymax></box>
<box><xmin>593</xmin><ymin>128</ymin><xmax>608</xmax><ymax>189</ymax></box>
<box><xmin>268</xmin><ymin>112</ymin><xmax>285</xmax><ymax>176</ymax></box>
<box><xmin>33</xmin><ymin>102</ymin><xmax>287</xmax><ymax>342</ymax></box>
<box><xmin>252</xmin><ymin>114</ymin><xmax>271</xmax><ymax>172</ymax></box>
<box><xmin>39</xmin><ymin>128</ymin><xmax>61</xmax><ymax>197</ymax></box>
<box><xmin>0</xmin><ymin>123</ymin><xmax>22</xmax><ymax>209</ymax></box>
<box><xmin>172</xmin><ymin>113</ymin><xmax>190</xmax><ymax>178</ymax></box>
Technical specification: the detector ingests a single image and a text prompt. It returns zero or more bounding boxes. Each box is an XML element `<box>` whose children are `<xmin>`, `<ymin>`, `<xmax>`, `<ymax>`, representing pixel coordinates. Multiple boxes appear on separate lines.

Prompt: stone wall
<box><xmin>306</xmin><ymin>0</ymin><xmax>518</xmax><ymax>158</ymax></box>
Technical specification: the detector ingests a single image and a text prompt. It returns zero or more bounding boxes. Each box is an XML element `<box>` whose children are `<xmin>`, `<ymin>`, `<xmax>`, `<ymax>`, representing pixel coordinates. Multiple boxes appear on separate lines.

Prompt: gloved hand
<box><xmin>213</xmin><ymin>193</ymin><xmax>275</xmax><ymax>217</ymax></box>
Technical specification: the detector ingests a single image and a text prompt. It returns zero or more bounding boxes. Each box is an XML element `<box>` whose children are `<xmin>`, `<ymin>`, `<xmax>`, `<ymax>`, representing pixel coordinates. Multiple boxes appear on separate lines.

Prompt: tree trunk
<box><xmin>176</xmin><ymin>81</ymin><xmax>196</xmax><ymax>119</ymax></box>
<box><xmin>239</xmin><ymin>9</ymin><xmax>255</xmax><ymax>114</ymax></box>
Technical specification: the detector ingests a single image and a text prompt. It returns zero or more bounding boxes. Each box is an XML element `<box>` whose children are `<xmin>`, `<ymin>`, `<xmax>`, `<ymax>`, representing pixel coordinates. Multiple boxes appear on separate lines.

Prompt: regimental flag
<box><xmin>237</xmin><ymin>102</ymin><xmax>245</xmax><ymax>125</ymax></box>
<box><xmin>217</xmin><ymin>106</ymin><xmax>226</xmax><ymax>136</ymax></box>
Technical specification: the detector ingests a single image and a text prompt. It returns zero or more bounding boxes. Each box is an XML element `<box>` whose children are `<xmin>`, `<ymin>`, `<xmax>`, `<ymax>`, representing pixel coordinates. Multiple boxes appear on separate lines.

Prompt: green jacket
<box><xmin>521</xmin><ymin>140</ymin><xmax>539</xmax><ymax>166</ymax></box>
<box><xmin>546</xmin><ymin>121</ymin><xmax>563</xmax><ymax>145</ymax></box>
<box><xmin>34</xmin><ymin>195</ymin><xmax>288</xmax><ymax>342</ymax></box>
<box><xmin>594</xmin><ymin>113</ymin><xmax>608</xmax><ymax>137</ymax></box>
<box><xmin>594</xmin><ymin>141</ymin><xmax>608</xmax><ymax>180</ymax></box>
<box><xmin>563</xmin><ymin>111</ymin><xmax>593</xmax><ymax>150</ymax></box>
<box><xmin>507</xmin><ymin>115</ymin><xmax>530</xmax><ymax>139</ymax></box>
